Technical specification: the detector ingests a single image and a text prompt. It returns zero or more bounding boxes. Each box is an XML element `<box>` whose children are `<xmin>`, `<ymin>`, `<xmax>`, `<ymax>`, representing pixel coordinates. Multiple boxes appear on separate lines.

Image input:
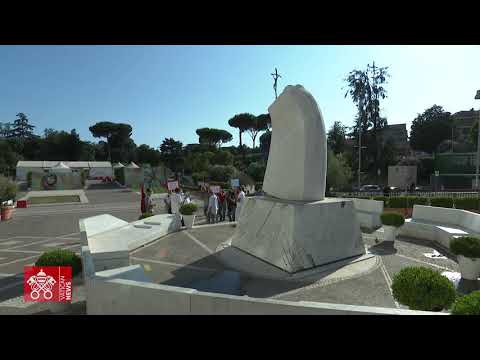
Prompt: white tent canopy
<box><xmin>50</xmin><ymin>162</ymin><xmax>72</xmax><ymax>173</ymax></box>
<box><xmin>113</xmin><ymin>162</ymin><xmax>125</xmax><ymax>168</ymax></box>
<box><xmin>125</xmin><ymin>162</ymin><xmax>140</xmax><ymax>169</ymax></box>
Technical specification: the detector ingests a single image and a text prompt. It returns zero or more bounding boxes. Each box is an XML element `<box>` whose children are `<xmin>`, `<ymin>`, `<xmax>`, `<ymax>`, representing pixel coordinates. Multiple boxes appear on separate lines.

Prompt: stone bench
<box><xmin>79</xmin><ymin>213</ymin><xmax>181</xmax><ymax>272</ymax></box>
<box><xmin>350</xmin><ymin>198</ymin><xmax>384</xmax><ymax>230</ymax></box>
<box><xmin>399</xmin><ymin>205</ymin><xmax>480</xmax><ymax>250</ymax></box>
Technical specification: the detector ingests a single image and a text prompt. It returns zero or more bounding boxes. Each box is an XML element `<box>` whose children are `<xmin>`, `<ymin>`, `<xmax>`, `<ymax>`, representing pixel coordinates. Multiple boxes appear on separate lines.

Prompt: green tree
<box><xmin>326</xmin><ymin>148</ymin><xmax>352</xmax><ymax>191</ymax></box>
<box><xmin>228</xmin><ymin>113</ymin><xmax>256</xmax><ymax>157</ymax></box>
<box><xmin>211</xmin><ymin>149</ymin><xmax>233</xmax><ymax>166</ymax></box>
<box><xmin>89</xmin><ymin>122</ymin><xmax>132</xmax><ymax>162</ymax></box>
<box><xmin>159</xmin><ymin>138</ymin><xmax>183</xmax><ymax>176</ymax></box>
<box><xmin>136</xmin><ymin>144</ymin><xmax>162</xmax><ymax>166</ymax></box>
<box><xmin>246</xmin><ymin>114</ymin><xmax>270</xmax><ymax>148</ymax></box>
<box><xmin>344</xmin><ymin>62</ymin><xmax>389</xmax><ymax>169</ymax></box>
<box><xmin>259</xmin><ymin>129</ymin><xmax>272</xmax><ymax>160</ymax></box>
<box><xmin>327</xmin><ymin>121</ymin><xmax>347</xmax><ymax>154</ymax></box>
<box><xmin>246</xmin><ymin>161</ymin><xmax>266</xmax><ymax>182</ymax></box>
<box><xmin>195</xmin><ymin>128</ymin><xmax>233</xmax><ymax>148</ymax></box>
<box><xmin>10</xmin><ymin>113</ymin><xmax>35</xmax><ymax>138</ymax></box>
<box><xmin>410</xmin><ymin>105</ymin><xmax>452</xmax><ymax>154</ymax></box>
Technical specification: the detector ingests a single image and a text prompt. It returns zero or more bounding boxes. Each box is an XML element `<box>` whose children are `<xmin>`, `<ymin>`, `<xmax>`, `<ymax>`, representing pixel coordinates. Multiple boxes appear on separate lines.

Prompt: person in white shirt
<box><xmin>170</xmin><ymin>188</ymin><xmax>184</xmax><ymax>215</ymax></box>
<box><xmin>207</xmin><ymin>190</ymin><xmax>218</xmax><ymax>224</ymax></box>
<box><xmin>235</xmin><ymin>186</ymin><xmax>246</xmax><ymax>221</ymax></box>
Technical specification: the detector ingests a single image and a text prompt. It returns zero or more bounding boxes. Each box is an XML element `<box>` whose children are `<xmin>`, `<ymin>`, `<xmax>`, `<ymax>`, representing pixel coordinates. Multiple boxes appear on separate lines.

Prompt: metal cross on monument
<box><xmin>271</xmin><ymin>68</ymin><xmax>282</xmax><ymax>99</ymax></box>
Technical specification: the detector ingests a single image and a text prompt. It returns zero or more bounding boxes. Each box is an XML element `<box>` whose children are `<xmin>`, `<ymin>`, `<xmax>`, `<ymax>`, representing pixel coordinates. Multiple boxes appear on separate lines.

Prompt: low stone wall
<box><xmin>351</xmin><ymin>198</ymin><xmax>384</xmax><ymax>230</ymax></box>
<box><xmin>85</xmin><ymin>265</ymin><xmax>447</xmax><ymax>315</ymax></box>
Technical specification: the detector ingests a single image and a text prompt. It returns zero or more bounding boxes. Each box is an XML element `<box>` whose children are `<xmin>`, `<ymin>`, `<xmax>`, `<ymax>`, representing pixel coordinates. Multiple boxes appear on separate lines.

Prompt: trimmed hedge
<box><xmin>180</xmin><ymin>203</ymin><xmax>198</xmax><ymax>215</ymax></box>
<box><xmin>450</xmin><ymin>236</ymin><xmax>480</xmax><ymax>258</ymax></box>
<box><xmin>388</xmin><ymin>196</ymin><xmax>408</xmax><ymax>208</ymax></box>
<box><xmin>451</xmin><ymin>291</ymin><xmax>480</xmax><ymax>315</ymax></box>
<box><xmin>35</xmin><ymin>249</ymin><xmax>82</xmax><ymax>278</ymax></box>
<box><xmin>380</xmin><ymin>212</ymin><xmax>405</xmax><ymax>227</ymax></box>
<box><xmin>455</xmin><ymin>197</ymin><xmax>479</xmax><ymax>210</ymax></box>
<box><xmin>391</xmin><ymin>267</ymin><xmax>456</xmax><ymax>311</ymax></box>
<box><xmin>407</xmin><ymin>196</ymin><xmax>429</xmax><ymax>207</ymax></box>
<box><xmin>372</xmin><ymin>196</ymin><xmax>388</xmax><ymax>206</ymax></box>
<box><xmin>430</xmin><ymin>197</ymin><xmax>454</xmax><ymax>208</ymax></box>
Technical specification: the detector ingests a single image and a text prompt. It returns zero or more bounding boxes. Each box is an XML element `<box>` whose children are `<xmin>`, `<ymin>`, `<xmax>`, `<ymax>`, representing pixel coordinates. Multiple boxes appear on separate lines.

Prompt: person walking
<box><xmin>144</xmin><ymin>188</ymin><xmax>153</xmax><ymax>214</ymax></box>
<box><xmin>217</xmin><ymin>189</ymin><xmax>226</xmax><ymax>222</ymax></box>
<box><xmin>226</xmin><ymin>190</ymin><xmax>236</xmax><ymax>222</ymax></box>
<box><xmin>171</xmin><ymin>188</ymin><xmax>185</xmax><ymax>226</ymax></box>
<box><xmin>235</xmin><ymin>186</ymin><xmax>246</xmax><ymax>221</ymax></box>
<box><xmin>207</xmin><ymin>190</ymin><xmax>218</xmax><ymax>224</ymax></box>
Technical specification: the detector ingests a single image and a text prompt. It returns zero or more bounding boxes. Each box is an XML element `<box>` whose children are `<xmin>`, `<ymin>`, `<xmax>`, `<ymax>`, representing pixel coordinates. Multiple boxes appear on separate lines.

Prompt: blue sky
<box><xmin>0</xmin><ymin>45</ymin><xmax>479</xmax><ymax>148</ymax></box>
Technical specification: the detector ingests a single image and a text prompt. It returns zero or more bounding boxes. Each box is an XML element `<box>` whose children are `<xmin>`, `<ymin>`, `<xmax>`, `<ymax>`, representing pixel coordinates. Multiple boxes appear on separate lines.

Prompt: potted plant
<box><xmin>391</xmin><ymin>266</ymin><xmax>456</xmax><ymax>312</ymax></box>
<box><xmin>380</xmin><ymin>212</ymin><xmax>405</xmax><ymax>242</ymax></box>
<box><xmin>35</xmin><ymin>249</ymin><xmax>83</xmax><ymax>314</ymax></box>
<box><xmin>451</xmin><ymin>290</ymin><xmax>480</xmax><ymax>315</ymax></box>
<box><xmin>180</xmin><ymin>203</ymin><xmax>198</xmax><ymax>229</ymax></box>
<box><xmin>0</xmin><ymin>175</ymin><xmax>16</xmax><ymax>221</ymax></box>
<box><xmin>138</xmin><ymin>212</ymin><xmax>153</xmax><ymax>220</ymax></box>
<box><xmin>450</xmin><ymin>236</ymin><xmax>480</xmax><ymax>280</ymax></box>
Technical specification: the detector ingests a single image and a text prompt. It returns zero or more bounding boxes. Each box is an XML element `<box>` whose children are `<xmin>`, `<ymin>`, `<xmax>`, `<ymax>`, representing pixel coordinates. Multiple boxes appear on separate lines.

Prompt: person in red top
<box><xmin>217</xmin><ymin>189</ymin><xmax>226</xmax><ymax>222</ymax></box>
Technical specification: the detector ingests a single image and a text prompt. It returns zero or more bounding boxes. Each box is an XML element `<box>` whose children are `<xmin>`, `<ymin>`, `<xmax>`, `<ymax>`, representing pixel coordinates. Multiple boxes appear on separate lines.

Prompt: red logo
<box><xmin>24</xmin><ymin>266</ymin><xmax>72</xmax><ymax>302</ymax></box>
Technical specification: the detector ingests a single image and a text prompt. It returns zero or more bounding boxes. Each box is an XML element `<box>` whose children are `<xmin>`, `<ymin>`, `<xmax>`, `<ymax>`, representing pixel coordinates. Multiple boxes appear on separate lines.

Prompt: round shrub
<box><xmin>380</xmin><ymin>212</ymin><xmax>405</xmax><ymax>227</ymax></box>
<box><xmin>180</xmin><ymin>203</ymin><xmax>198</xmax><ymax>215</ymax></box>
<box><xmin>430</xmin><ymin>197</ymin><xmax>454</xmax><ymax>208</ymax></box>
<box><xmin>450</xmin><ymin>236</ymin><xmax>480</xmax><ymax>258</ymax></box>
<box><xmin>139</xmin><ymin>212</ymin><xmax>153</xmax><ymax>220</ymax></box>
<box><xmin>451</xmin><ymin>291</ymin><xmax>480</xmax><ymax>315</ymax></box>
<box><xmin>391</xmin><ymin>266</ymin><xmax>456</xmax><ymax>311</ymax></box>
<box><xmin>35</xmin><ymin>249</ymin><xmax>82</xmax><ymax>278</ymax></box>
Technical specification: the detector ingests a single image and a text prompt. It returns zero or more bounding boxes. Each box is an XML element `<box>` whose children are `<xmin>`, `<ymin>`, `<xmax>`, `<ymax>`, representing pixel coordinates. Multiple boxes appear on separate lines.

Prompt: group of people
<box><xmin>204</xmin><ymin>186</ymin><xmax>246</xmax><ymax>224</ymax></box>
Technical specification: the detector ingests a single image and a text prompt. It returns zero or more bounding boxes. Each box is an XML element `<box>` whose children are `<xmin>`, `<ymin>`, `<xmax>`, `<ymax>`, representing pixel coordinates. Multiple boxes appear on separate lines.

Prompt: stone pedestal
<box><xmin>227</xmin><ymin>196</ymin><xmax>365</xmax><ymax>275</ymax></box>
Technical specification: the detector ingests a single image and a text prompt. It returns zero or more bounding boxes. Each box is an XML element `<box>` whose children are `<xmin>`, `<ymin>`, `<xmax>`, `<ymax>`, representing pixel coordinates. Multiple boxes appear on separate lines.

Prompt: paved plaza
<box><xmin>0</xmin><ymin>183</ymin><xmax>141</xmax><ymax>314</ymax></box>
<box><xmin>1</xmin><ymin>184</ymin><xmax>478</xmax><ymax>315</ymax></box>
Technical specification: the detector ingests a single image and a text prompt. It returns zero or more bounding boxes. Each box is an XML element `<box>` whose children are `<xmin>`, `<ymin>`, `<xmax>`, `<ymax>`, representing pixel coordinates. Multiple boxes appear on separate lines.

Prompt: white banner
<box><xmin>210</xmin><ymin>185</ymin><xmax>221</xmax><ymax>193</ymax></box>
<box><xmin>167</xmin><ymin>181</ymin><xmax>179</xmax><ymax>191</ymax></box>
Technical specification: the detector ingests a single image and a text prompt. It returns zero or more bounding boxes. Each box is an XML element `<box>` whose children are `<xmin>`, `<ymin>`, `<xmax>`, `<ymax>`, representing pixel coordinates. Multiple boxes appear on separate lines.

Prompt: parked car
<box><xmin>359</xmin><ymin>185</ymin><xmax>382</xmax><ymax>192</ymax></box>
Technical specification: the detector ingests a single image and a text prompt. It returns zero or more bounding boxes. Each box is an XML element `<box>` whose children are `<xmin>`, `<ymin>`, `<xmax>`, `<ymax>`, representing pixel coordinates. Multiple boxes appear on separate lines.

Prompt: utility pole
<box><xmin>475</xmin><ymin>90</ymin><xmax>480</xmax><ymax>190</ymax></box>
<box><xmin>271</xmin><ymin>68</ymin><xmax>281</xmax><ymax>99</ymax></box>
<box><xmin>354</xmin><ymin>98</ymin><xmax>367</xmax><ymax>190</ymax></box>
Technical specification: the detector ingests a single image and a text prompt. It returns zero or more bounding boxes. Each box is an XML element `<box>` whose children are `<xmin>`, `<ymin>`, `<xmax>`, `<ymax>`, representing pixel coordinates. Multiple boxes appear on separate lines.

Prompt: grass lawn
<box><xmin>28</xmin><ymin>195</ymin><xmax>81</xmax><ymax>205</ymax></box>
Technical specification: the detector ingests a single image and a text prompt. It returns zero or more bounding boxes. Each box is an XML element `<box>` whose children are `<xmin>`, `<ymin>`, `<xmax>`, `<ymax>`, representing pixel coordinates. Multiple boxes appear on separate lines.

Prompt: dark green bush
<box><xmin>430</xmin><ymin>197</ymin><xmax>454</xmax><ymax>208</ymax></box>
<box><xmin>451</xmin><ymin>291</ymin><xmax>480</xmax><ymax>315</ymax></box>
<box><xmin>208</xmin><ymin>165</ymin><xmax>235</xmax><ymax>182</ymax></box>
<box><xmin>35</xmin><ymin>249</ymin><xmax>82</xmax><ymax>278</ymax></box>
<box><xmin>180</xmin><ymin>203</ymin><xmax>198</xmax><ymax>215</ymax></box>
<box><xmin>450</xmin><ymin>236</ymin><xmax>480</xmax><ymax>258</ymax></box>
<box><xmin>380</xmin><ymin>212</ymin><xmax>405</xmax><ymax>227</ymax></box>
<box><xmin>407</xmin><ymin>196</ymin><xmax>429</xmax><ymax>207</ymax></box>
<box><xmin>372</xmin><ymin>196</ymin><xmax>388</xmax><ymax>206</ymax></box>
<box><xmin>455</xmin><ymin>197</ymin><xmax>479</xmax><ymax>210</ymax></box>
<box><xmin>114</xmin><ymin>168</ymin><xmax>125</xmax><ymax>185</ymax></box>
<box><xmin>27</xmin><ymin>172</ymin><xmax>33</xmax><ymax>188</ymax></box>
<box><xmin>391</xmin><ymin>267</ymin><xmax>456</xmax><ymax>311</ymax></box>
<box><xmin>138</xmin><ymin>212</ymin><xmax>153</xmax><ymax>220</ymax></box>
<box><xmin>388</xmin><ymin>196</ymin><xmax>408</xmax><ymax>208</ymax></box>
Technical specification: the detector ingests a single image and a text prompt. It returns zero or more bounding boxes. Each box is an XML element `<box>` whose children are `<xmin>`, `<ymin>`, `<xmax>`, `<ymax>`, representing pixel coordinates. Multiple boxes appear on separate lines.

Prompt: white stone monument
<box><xmin>221</xmin><ymin>85</ymin><xmax>365</xmax><ymax>277</ymax></box>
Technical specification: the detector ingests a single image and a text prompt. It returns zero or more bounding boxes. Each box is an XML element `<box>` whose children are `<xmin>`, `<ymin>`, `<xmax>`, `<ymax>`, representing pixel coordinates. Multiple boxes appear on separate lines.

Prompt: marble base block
<box><xmin>227</xmin><ymin>196</ymin><xmax>365</xmax><ymax>274</ymax></box>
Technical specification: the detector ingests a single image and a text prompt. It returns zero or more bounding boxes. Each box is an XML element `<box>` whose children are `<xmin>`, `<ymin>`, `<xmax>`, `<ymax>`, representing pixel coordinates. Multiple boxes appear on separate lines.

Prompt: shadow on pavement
<box><xmin>368</xmin><ymin>242</ymin><xmax>398</xmax><ymax>255</ymax></box>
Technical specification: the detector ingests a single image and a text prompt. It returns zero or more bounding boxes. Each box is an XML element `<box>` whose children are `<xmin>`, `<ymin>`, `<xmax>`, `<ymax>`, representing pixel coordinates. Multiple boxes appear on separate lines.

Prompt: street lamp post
<box><xmin>475</xmin><ymin>90</ymin><xmax>480</xmax><ymax>190</ymax></box>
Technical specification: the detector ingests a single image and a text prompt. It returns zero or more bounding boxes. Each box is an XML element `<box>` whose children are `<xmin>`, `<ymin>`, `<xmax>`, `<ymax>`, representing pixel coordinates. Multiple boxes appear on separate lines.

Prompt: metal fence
<box><xmin>331</xmin><ymin>191</ymin><xmax>480</xmax><ymax>199</ymax></box>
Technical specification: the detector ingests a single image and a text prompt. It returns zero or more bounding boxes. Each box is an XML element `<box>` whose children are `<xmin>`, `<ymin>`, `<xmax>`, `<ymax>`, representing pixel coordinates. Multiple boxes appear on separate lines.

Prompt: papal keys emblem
<box><xmin>26</xmin><ymin>269</ymin><xmax>57</xmax><ymax>300</ymax></box>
